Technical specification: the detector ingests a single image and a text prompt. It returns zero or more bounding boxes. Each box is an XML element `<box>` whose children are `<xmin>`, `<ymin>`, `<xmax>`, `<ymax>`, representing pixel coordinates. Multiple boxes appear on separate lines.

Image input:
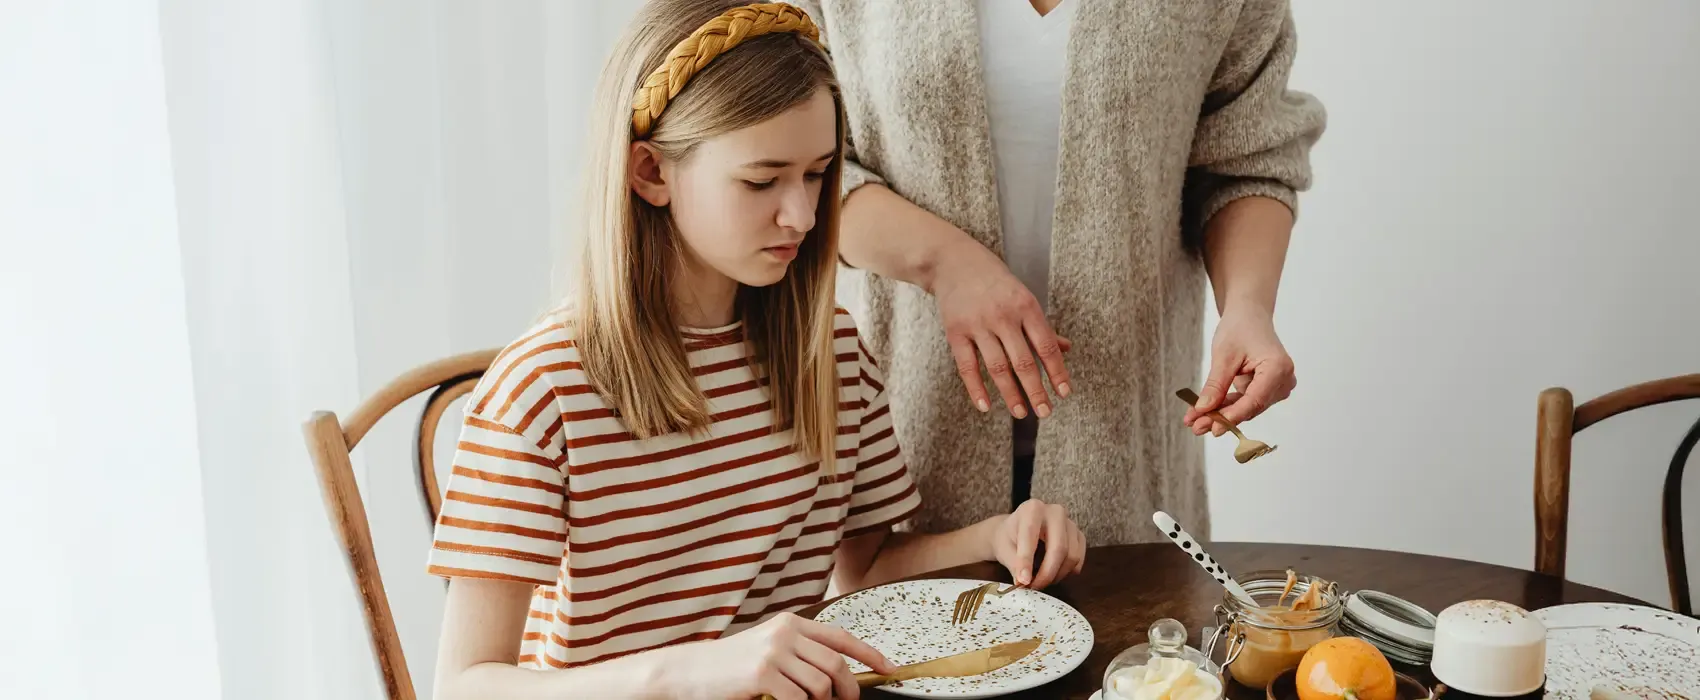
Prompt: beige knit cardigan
<box><xmin>797</xmin><ymin>0</ymin><xmax>1326</xmax><ymax>545</ymax></box>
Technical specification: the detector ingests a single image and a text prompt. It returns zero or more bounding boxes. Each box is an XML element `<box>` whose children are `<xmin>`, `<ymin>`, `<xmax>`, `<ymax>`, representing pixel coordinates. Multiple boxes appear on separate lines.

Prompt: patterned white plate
<box><xmin>1532</xmin><ymin>602</ymin><xmax>1700</xmax><ymax>699</ymax></box>
<box><xmin>815</xmin><ymin>578</ymin><xmax>1094</xmax><ymax>698</ymax></box>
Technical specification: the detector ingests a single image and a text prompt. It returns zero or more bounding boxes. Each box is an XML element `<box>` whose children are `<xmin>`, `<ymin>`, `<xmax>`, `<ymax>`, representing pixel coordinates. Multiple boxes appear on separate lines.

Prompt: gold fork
<box><xmin>952</xmin><ymin>582</ymin><xmax>1021</xmax><ymax>625</ymax></box>
<box><xmin>1174</xmin><ymin>388</ymin><xmax>1277</xmax><ymax>463</ymax></box>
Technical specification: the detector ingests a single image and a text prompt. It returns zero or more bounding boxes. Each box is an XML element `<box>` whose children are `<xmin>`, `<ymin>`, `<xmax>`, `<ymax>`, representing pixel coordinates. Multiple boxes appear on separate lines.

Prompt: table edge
<box><xmin>803</xmin><ymin>541</ymin><xmax>1659</xmax><ymax>618</ymax></box>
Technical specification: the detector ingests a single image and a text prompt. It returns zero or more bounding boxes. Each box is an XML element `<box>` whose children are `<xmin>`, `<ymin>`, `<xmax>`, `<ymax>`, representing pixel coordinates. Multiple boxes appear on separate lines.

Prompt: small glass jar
<box><xmin>1210</xmin><ymin>570</ymin><xmax>1344</xmax><ymax>689</ymax></box>
<box><xmin>1101</xmin><ymin>618</ymin><xmax>1236</xmax><ymax>700</ymax></box>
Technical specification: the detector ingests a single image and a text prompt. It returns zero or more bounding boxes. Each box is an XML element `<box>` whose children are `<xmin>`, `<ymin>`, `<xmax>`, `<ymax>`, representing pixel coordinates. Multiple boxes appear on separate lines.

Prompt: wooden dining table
<box><xmin>800</xmin><ymin>542</ymin><xmax>1654</xmax><ymax>700</ymax></box>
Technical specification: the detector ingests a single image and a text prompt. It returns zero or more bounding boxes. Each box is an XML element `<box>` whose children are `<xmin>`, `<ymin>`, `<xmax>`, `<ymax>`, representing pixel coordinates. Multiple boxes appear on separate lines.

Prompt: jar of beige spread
<box><xmin>1208</xmin><ymin>570</ymin><xmax>1344</xmax><ymax>689</ymax></box>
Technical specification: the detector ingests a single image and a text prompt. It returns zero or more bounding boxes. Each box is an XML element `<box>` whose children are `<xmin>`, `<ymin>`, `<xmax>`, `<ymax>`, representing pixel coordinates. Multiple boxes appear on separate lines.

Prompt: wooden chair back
<box><xmin>301</xmin><ymin>349</ymin><xmax>500</xmax><ymax>700</ymax></box>
<box><xmin>1535</xmin><ymin>373</ymin><xmax>1700</xmax><ymax>616</ymax></box>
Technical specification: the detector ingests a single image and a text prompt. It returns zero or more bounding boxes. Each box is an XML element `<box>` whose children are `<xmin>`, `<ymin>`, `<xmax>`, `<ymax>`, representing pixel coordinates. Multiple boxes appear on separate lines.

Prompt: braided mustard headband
<box><xmin>630</xmin><ymin>2</ymin><xmax>822</xmax><ymax>137</ymax></box>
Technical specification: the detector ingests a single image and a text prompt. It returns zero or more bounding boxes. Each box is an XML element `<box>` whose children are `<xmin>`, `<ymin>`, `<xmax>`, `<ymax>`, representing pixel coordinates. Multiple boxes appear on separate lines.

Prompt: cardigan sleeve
<box><xmin>1184</xmin><ymin>0</ymin><xmax>1327</xmax><ymax>244</ymax></box>
<box><xmin>795</xmin><ymin>0</ymin><xmax>887</xmax><ymax>200</ymax></box>
<box><xmin>838</xmin><ymin>140</ymin><xmax>887</xmax><ymax>200</ymax></box>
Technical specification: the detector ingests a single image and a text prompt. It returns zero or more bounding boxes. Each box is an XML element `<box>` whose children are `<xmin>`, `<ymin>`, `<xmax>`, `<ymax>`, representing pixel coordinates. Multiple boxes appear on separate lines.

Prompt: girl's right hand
<box><xmin>660</xmin><ymin>612</ymin><xmax>895</xmax><ymax>700</ymax></box>
<box><xmin>929</xmin><ymin>238</ymin><xmax>1073</xmax><ymax>419</ymax></box>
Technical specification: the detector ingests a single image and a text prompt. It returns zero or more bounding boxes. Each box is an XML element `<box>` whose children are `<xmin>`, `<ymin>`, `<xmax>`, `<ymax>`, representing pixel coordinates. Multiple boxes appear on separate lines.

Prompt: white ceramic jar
<box><xmin>1429</xmin><ymin>599</ymin><xmax>1547</xmax><ymax>696</ymax></box>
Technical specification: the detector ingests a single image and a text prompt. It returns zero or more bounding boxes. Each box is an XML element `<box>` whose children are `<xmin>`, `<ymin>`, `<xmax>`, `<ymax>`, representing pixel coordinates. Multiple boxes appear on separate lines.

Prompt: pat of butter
<box><xmin>1107</xmin><ymin>658</ymin><xmax>1222</xmax><ymax>700</ymax></box>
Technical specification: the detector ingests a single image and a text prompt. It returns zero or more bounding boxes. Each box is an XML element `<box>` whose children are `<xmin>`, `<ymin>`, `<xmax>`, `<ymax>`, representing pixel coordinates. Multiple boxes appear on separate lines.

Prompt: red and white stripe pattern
<box><xmin>426</xmin><ymin>308</ymin><xmax>920</xmax><ymax>669</ymax></box>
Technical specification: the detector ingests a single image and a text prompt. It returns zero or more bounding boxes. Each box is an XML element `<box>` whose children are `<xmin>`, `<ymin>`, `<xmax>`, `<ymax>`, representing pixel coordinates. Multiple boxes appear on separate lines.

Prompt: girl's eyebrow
<box><xmin>740</xmin><ymin>149</ymin><xmax>838</xmax><ymax>169</ymax></box>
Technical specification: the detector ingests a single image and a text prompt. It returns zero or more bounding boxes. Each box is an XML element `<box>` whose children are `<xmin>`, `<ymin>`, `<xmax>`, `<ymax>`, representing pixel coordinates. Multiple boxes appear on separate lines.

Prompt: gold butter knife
<box><xmin>757</xmin><ymin>636</ymin><xmax>1042</xmax><ymax>699</ymax></box>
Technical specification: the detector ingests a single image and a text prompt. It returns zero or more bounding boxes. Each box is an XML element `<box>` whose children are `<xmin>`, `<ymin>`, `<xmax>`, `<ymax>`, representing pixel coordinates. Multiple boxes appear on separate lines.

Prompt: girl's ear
<box><xmin>628</xmin><ymin>141</ymin><xmax>670</xmax><ymax>207</ymax></box>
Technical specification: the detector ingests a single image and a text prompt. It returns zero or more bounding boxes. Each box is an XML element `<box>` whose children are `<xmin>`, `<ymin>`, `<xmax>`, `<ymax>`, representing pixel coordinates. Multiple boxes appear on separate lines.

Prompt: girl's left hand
<box><xmin>992</xmin><ymin>499</ymin><xmax>1085</xmax><ymax>590</ymax></box>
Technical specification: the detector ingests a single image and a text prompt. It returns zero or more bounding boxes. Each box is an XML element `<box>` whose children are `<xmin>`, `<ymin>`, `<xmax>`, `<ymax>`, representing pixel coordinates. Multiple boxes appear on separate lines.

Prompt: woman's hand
<box><xmin>659</xmin><ymin>612</ymin><xmax>895</xmax><ymax>700</ymax></box>
<box><xmin>930</xmin><ymin>238</ymin><xmax>1072</xmax><ymax>419</ymax></box>
<box><xmin>990</xmin><ymin>499</ymin><xmax>1086</xmax><ymax>591</ymax></box>
<box><xmin>1185</xmin><ymin>307</ymin><xmax>1295</xmax><ymax>436</ymax></box>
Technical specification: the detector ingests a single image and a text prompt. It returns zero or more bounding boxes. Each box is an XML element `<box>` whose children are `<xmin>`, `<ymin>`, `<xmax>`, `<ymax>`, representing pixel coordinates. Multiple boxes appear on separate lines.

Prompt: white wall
<box><xmin>1205</xmin><ymin>0</ymin><xmax>1700</xmax><ymax>609</ymax></box>
<box><xmin>0</xmin><ymin>2</ymin><xmax>222</xmax><ymax>698</ymax></box>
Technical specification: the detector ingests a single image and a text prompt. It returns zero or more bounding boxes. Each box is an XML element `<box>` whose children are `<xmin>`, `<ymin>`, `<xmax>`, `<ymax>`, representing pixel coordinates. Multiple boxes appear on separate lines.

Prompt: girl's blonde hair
<box><xmin>570</xmin><ymin>1</ymin><xmax>845</xmax><ymax>470</ymax></box>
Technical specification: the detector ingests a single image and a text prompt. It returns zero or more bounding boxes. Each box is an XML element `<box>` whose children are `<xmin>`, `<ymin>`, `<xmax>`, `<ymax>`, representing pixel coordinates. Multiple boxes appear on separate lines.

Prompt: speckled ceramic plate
<box><xmin>1532</xmin><ymin>602</ymin><xmax>1700</xmax><ymax>699</ymax></box>
<box><xmin>815</xmin><ymin>578</ymin><xmax>1094</xmax><ymax>698</ymax></box>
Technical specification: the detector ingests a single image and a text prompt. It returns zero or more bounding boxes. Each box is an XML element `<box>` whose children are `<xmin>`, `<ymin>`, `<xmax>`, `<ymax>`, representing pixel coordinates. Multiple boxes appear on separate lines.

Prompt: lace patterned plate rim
<box><xmin>815</xmin><ymin>578</ymin><xmax>1093</xmax><ymax>698</ymax></box>
<box><xmin>1531</xmin><ymin>602</ymin><xmax>1700</xmax><ymax>699</ymax></box>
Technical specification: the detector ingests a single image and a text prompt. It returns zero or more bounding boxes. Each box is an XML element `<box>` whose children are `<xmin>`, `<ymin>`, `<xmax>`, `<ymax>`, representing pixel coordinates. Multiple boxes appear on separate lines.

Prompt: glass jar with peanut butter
<box><xmin>1208</xmin><ymin>569</ymin><xmax>1343</xmax><ymax>689</ymax></box>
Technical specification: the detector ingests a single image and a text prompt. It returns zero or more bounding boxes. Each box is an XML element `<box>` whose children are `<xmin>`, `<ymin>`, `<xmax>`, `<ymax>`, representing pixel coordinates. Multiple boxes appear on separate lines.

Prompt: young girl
<box><xmin>426</xmin><ymin>2</ymin><xmax>1086</xmax><ymax>698</ymax></box>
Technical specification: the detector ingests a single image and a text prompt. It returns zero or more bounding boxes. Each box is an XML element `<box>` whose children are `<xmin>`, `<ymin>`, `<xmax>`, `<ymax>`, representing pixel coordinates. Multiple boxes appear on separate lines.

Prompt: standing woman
<box><xmin>796</xmin><ymin>0</ymin><xmax>1325</xmax><ymax>545</ymax></box>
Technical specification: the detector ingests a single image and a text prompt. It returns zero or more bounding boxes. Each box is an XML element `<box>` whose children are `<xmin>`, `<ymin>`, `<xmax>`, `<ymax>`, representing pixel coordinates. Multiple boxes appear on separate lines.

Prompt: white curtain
<box><xmin>4</xmin><ymin>1</ymin><xmax>641</xmax><ymax>698</ymax></box>
<box><xmin>1</xmin><ymin>3</ymin><xmax>222</xmax><ymax>698</ymax></box>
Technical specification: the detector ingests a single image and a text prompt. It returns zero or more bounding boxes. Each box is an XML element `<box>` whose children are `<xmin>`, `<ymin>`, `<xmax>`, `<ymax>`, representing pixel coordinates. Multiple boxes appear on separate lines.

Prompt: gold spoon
<box><xmin>1175</xmin><ymin>388</ymin><xmax>1276</xmax><ymax>463</ymax></box>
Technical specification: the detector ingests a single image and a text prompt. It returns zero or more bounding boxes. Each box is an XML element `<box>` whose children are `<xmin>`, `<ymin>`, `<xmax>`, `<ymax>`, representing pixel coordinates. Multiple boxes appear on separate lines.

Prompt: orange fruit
<box><xmin>1295</xmin><ymin>637</ymin><xmax>1397</xmax><ymax>700</ymax></box>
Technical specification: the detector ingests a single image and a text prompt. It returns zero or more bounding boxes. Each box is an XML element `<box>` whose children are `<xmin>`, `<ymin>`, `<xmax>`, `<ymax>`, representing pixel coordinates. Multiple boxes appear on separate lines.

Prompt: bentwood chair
<box><xmin>1534</xmin><ymin>373</ymin><xmax>1700</xmax><ymax>616</ymax></box>
<box><xmin>302</xmin><ymin>349</ymin><xmax>500</xmax><ymax>700</ymax></box>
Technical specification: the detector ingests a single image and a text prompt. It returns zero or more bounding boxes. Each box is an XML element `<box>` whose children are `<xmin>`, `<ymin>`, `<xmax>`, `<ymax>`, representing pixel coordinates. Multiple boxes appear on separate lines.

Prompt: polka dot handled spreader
<box><xmin>1153</xmin><ymin>511</ymin><xmax>1259</xmax><ymax>608</ymax></box>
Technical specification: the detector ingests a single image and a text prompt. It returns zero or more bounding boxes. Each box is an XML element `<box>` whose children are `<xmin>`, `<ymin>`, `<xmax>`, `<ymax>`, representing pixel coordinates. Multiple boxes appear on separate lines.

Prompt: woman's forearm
<box><xmin>853</xmin><ymin>516</ymin><xmax>1004</xmax><ymax>589</ymax></box>
<box><xmin>838</xmin><ymin>183</ymin><xmax>980</xmax><ymax>293</ymax></box>
<box><xmin>1201</xmin><ymin>195</ymin><xmax>1293</xmax><ymax>316</ymax></box>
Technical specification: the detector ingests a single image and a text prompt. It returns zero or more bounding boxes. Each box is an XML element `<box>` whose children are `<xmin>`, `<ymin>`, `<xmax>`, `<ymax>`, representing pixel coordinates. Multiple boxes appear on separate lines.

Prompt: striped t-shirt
<box><xmin>426</xmin><ymin>307</ymin><xmax>922</xmax><ymax>669</ymax></box>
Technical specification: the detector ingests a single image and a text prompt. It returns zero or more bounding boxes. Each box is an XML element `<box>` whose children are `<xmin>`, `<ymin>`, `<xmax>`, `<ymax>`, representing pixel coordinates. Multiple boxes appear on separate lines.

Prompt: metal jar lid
<box><xmin>1339</xmin><ymin>590</ymin><xmax>1438</xmax><ymax>666</ymax></box>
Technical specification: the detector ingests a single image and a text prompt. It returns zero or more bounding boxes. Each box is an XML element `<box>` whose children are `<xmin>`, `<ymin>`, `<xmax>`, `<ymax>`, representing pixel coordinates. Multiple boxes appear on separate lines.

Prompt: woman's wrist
<box><xmin>915</xmin><ymin>226</ymin><xmax>982</xmax><ymax>295</ymax></box>
<box><xmin>921</xmin><ymin>233</ymin><xmax>1001</xmax><ymax>296</ymax></box>
<box><xmin>1220</xmin><ymin>292</ymin><xmax>1276</xmax><ymax>320</ymax></box>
